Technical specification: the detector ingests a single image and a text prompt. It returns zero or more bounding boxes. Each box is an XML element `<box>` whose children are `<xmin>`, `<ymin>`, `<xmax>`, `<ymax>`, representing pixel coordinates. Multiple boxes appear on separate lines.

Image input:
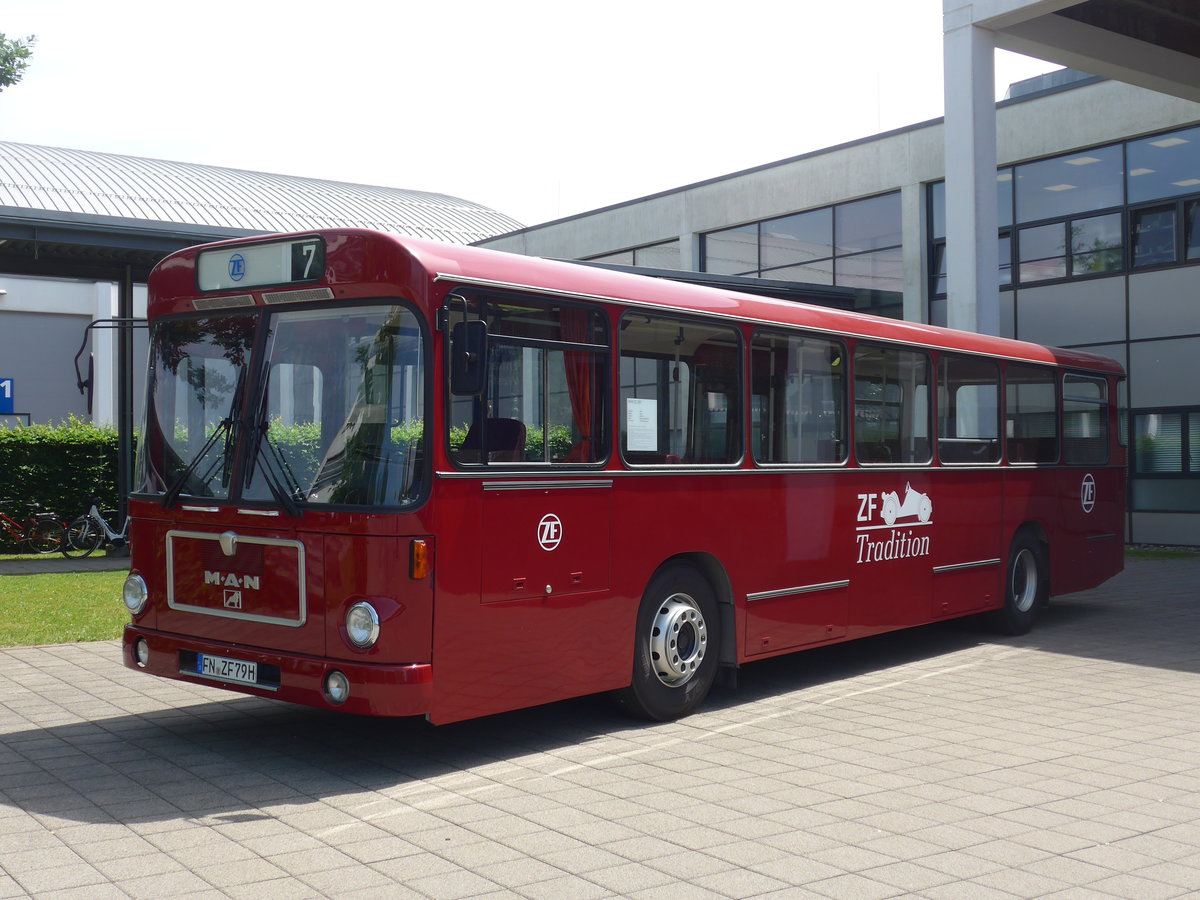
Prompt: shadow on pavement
<box><xmin>1</xmin><ymin>556</ymin><xmax>1194</xmax><ymax>827</ymax></box>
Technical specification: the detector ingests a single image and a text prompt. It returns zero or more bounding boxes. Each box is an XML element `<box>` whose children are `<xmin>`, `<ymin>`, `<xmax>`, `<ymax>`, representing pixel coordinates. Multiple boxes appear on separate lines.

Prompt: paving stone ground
<box><xmin>2</xmin><ymin>554</ymin><xmax>1199</xmax><ymax>899</ymax></box>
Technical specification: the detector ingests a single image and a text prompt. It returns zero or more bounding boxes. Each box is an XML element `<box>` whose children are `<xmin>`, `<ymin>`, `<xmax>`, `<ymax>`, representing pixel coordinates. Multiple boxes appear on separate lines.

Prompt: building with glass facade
<box><xmin>478</xmin><ymin>74</ymin><xmax>1200</xmax><ymax>545</ymax></box>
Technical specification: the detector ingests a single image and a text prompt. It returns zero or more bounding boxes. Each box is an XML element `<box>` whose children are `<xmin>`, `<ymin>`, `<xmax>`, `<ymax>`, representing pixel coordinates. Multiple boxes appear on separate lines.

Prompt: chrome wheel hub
<box><xmin>1011</xmin><ymin>549</ymin><xmax>1038</xmax><ymax>613</ymax></box>
<box><xmin>649</xmin><ymin>593</ymin><xmax>708</xmax><ymax>687</ymax></box>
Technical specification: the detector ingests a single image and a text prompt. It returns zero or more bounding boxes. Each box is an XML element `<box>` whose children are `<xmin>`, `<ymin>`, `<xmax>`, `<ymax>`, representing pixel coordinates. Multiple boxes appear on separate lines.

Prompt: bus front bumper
<box><xmin>122</xmin><ymin>625</ymin><xmax>433</xmax><ymax>718</ymax></box>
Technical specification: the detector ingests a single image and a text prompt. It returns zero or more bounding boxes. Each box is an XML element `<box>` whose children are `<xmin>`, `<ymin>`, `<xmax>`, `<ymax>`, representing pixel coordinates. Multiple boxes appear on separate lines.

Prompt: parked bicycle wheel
<box><xmin>28</xmin><ymin>519</ymin><xmax>66</xmax><ymax>554</ymax></box>
<box><xmin>62</xmin><ymin>517</ymin><xmax>103</xmax><ymax>559</ymax></box>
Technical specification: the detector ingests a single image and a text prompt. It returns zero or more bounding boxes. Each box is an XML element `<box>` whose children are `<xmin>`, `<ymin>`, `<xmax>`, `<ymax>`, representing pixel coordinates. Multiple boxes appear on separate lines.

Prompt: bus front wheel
<box><xmin>988</xmin><ymin>533</ymin><xmax>1047</xmax><ymax>636</ymax></box>
<box><xmin>615</xmin><ymin>563</ymin><xmax>720</xmax><ymax>721</ymax></box>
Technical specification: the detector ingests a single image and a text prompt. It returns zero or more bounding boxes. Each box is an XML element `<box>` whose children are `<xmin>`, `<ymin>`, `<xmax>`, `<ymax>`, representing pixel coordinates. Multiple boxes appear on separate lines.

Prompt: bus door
<box><xmin>930</xmin><ymin>356</ymin><xmax>1004</xmax><ymax>617</ymax></box>
<box><xmin>433</xmin><ymin>292</ymin><xmax>618</xmax><ymax>722</ymax></box>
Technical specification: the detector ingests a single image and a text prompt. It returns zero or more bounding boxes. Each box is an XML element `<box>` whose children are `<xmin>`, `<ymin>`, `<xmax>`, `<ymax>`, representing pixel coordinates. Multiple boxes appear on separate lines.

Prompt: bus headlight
<box><xmin>122</xmin><ymin>574</ymin><xmax>148</xmax><ymax>615</ymax></box>
<box><xmin>345</xmin><ymin>602</ymin><xmax>380</xmax><ymax>648</ymax></box>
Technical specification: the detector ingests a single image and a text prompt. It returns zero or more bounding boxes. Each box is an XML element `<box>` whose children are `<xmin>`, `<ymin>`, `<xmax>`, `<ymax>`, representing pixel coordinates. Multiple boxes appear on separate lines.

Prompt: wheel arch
<box><xmin>655</xmin><ymin>551</ymin><xmax>737</xmax><ymax>668</ymax></box>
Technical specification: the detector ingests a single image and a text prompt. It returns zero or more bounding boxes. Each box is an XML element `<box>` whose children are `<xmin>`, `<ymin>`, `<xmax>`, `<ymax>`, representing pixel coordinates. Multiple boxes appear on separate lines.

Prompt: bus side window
<box><xmin>1063</xmin><ymin>373</ymin><xmax>1109</xmax><ymax>464</ymax></box>
<box><xmin>853</xmin><ymin>344</ymin><xmax>932</xmax><ymax>465</ymax></box>
<box><xmin>620</xmin><ymin>314</ymin><xmax>742</xmax><ymax>465</ymax></box>
<box><xmin>938</xmin><ymin>355</ymin><xmax>1000</xmax><ymax>463</ymax></box>
<box><xmin>1006</xmin><ymin>364</ymin><xmax>1059</xmax><ymax>463</ymax></box>
<box><xmin>751</xmin><ymin>330</ymin><xmax>846</xmax><ymax>464</ymax></box>
<box><xmin>448</xmin><ymin>294</ymin><xmax>608</xmax><ymax>466</ymax></box>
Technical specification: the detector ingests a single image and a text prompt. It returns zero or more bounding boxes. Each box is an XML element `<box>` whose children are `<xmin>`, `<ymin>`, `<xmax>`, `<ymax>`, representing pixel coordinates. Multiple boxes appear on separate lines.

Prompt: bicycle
<box><xmin>0</xmin><ymin>502</ymin><xmax>66</xmax><ymax>554</ymax></box>
<box><xmin>62</xmin><ymin>497</ymin><xmax>129</xmax><ymax>559</ymax></box>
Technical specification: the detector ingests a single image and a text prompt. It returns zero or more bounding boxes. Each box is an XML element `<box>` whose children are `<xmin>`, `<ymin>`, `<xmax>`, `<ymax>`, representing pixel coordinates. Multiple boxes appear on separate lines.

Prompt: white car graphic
<box><xmin>880</xmin><ymin>483</ymin><xmax>933</xmax><ymax>526</ymax></box>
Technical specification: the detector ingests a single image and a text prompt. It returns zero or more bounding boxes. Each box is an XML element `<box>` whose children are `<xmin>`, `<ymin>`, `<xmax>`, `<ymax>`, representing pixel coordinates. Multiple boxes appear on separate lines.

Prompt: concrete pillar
<box><xmin>92</xmin><ymin>281</ymin><xmax>118</xmax><ymax>426</ymax></box>
<box><xmin>900</xmin><ymin>183</ymin><xmax>927</xmax><ymax>323</ymax></box>
<box><xmin>943</xmin><ymin>8</ymin><xmax>1000</xmax><ymax>335</ymax></box>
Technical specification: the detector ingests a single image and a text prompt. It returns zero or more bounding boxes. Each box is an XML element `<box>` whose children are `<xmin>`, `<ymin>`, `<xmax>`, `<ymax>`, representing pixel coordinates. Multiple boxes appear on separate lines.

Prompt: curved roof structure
<box><xmin>0</xmin><ymin>141</ymin><xmax>522</xmax><ymax>244</ymax></box>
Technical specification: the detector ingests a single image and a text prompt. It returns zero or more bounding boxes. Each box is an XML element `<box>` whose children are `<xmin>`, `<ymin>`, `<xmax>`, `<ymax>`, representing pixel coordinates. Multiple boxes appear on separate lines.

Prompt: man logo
<box><xmin>224</xmin><ymin>589</ymin><xmax>243</xmax><ymax>610</ymax></box>
<box><xmin>538</xmin><ymin>514</ymin><xmax>563</xmax><ymax>551</ymax></box>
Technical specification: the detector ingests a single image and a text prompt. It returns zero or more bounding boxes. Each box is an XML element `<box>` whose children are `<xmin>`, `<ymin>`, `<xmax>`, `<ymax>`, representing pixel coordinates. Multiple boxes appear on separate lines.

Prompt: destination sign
<box><xmin>197</xmin><ymin>237</ymin><xmax>325</xmax><ymax>292</ymax></box>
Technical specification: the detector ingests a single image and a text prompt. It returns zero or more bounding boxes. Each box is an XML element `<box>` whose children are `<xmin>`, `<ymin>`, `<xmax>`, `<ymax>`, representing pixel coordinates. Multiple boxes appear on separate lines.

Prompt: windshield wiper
<box><xmin>161</xmin><ymin>417</ymin><xmax>233</xmax><ymax>509</ymax></box>
<box><xmin>246</xmin><ymin>422</ymin><xmax>304</xmax><ymax>517</ymax></box>
<box><xmin>161</xmin><ymin>366</ymin><xmax>247</xmax><ymax>510</ymax></box>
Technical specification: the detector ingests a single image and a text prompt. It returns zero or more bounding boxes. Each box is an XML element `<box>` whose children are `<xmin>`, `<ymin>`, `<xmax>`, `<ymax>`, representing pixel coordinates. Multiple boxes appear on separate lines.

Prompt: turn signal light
<box><xmin>410</xmin><ymin>539</ymin><xmax>430</xmax><ymax>580</ymax></box>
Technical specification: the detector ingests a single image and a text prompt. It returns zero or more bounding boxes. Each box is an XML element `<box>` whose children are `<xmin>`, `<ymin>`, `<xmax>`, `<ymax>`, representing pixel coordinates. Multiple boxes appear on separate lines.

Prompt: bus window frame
<box><xmin>618</xmin><ymin>311</ymin><xmax>745</xmax><ymax>468</ymax></box>
<box><xmin>749</xmin><ymin>326</ymin><xmax>848</xmax><ymax>468</ymax></box>
<box><xmin>443</xmin><ymin>288</ymin><xmax>611</xmax><ymax>469</ymax></box>
<box><xmin>1061</xmin><ymin>371</ymin><xmax>1111</xmax><ymax>466</ymax></box>
<box><xmin>851</xmin><ymin>341</ymin><xmax>933</xmax><ymax>467</ymax></box>
<box><xmin>936</xmin><ymin>353</ymin><xmax>1002</xmax><ymax>466</ymax></box>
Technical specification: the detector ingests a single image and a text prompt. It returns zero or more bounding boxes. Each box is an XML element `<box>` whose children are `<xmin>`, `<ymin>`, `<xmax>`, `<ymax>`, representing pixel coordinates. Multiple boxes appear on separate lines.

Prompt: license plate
<box><xmin>198</xmin><ymin>653</ymin><xmax>258</xmax><ymax>685</ymax></box>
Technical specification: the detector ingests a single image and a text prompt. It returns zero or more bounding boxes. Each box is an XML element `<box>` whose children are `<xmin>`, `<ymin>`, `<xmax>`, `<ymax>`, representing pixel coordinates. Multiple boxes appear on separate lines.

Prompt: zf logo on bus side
<box><xmin>538</xmin><ymin>514</ymin><xmax>562</xmax><ymax>551</ymax></box>
<box><xmin>228</xmin><ymin>253</ymin><xmax>246</xmax><ymax>282</ymax></box>
<box><xmin>1081</xmin><ymin>473</ymin><xmax>1096</xmax><ymax>513</ymax></box>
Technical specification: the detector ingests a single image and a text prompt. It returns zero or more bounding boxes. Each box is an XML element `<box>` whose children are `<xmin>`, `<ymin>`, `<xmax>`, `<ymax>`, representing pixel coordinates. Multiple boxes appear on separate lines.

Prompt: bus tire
<box><xmin>988</xmin><ymin>532</ymin><xmax>1047</xmax><ymax>636</ymax></box>
<box><xmin>615</xmin><ymin>563</ymin><xmax>720</xmax><ymax>721</ymax></box>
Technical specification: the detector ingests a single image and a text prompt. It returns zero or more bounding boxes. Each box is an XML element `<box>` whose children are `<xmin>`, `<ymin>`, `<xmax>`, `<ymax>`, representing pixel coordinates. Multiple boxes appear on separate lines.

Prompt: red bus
<box><xmin>121</xmin><ymin>229</ymin><xmax>1125</xmax><ymax>723</ymax></box>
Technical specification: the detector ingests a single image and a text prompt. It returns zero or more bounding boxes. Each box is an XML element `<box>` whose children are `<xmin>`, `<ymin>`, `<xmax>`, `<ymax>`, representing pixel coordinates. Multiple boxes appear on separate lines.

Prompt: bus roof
<box><xmin>151</xmin><ymin>229</ymin><xmax>1125</xmax><ymax>376</ymax></box>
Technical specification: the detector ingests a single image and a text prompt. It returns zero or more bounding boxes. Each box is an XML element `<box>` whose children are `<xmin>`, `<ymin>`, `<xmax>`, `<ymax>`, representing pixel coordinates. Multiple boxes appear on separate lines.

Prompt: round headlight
<box><xmin>345</xmin><ymin>602</ymin><xmax>380</xmax><ymax>648</ymax></box>
<box><xmin>122</xmin><ymin>574</ymin><xmax>148</xmax><ymax>615</ymax></box>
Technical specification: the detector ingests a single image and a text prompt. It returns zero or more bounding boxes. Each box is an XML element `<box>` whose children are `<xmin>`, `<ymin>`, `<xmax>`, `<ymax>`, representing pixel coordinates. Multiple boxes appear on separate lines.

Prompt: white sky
<box><xmin>2</xmin><ymin>0</ymin><xmax>1060</xmax><ymax>228</ymax></box>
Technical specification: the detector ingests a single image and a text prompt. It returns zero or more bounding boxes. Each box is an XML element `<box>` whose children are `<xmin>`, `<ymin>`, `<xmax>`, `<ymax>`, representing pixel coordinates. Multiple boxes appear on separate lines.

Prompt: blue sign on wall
<box><xmin>0</xmin><ymin>378</ymin><xmax>13</xmax><ymax>415</ymax></box>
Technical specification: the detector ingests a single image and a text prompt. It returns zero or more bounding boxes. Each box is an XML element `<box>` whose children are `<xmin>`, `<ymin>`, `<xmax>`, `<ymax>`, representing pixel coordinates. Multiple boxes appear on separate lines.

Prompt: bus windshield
<box><xmin>136</xmin><ymin>303</ymin><xmax>427</xmax><ymax>509</ymax></box>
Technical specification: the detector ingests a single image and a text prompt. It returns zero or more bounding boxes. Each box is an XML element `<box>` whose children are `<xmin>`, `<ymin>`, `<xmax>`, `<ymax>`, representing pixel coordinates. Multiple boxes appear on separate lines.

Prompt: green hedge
<box><xmin>0</xmin><ymin>417</ymin><xmax>119</xmax><ymax>546</ymax></box>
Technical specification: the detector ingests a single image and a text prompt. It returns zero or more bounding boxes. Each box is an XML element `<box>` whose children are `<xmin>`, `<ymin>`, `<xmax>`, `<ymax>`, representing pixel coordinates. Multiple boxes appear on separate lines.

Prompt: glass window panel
<box><xmin>929</xmin><ymin>182</ymin><xmax>946</xmax><ymax>241</ymax></box>
<box><xmin>751</xmin><ymin>331</ymin><xmax>846</xmax><ymax>464</ymax></box>
<box><xmin>620</xmin><ymin>314</ymin><xmax>741</xmax><ymax>465</ymax></box>
<box><xmin>451</xmin><ymin>299</ymin><xmax>607</xmax><ymax>466</ymax></box>
<box><xmin>835</xmin><ymin>193</ymin><xmax>901</xmax><ymax>254</ymax></box>
<box><xmin>853</xmin><ymin>344</ymin><xmax>931</xmax><ymax>464</ymax></box>
<box><xmin>633</xmin><ymin>241</ymin><xmax>681</xmax><ymax>270</ymax></box>
<box><xmin>759</xmin><ymin>259</ymin><xmax>834</xmax><ymax>285</ymax></box>
<box><xmin>1135</xmin><ymin>412</ymin><xmax>1182</xmax><ymax>474</ymax></box>
<box><xmin>1018</xmin><ymin>222</ymin><xmax>1067</xmax><ymax>282</ymax></box>
<box><xmin>1191</xmin><ymin>415</ymin><xmax>1200</xmax><ymax>471</ymax></box>
<box><xmin>1063</xmin><ymin>374</ymin><xmax>1108</xmax><ymax>464</ymax></box>
<box><xmin>1131</xmin><ymin>205</ymin><xmax>1177</xmax><ymax>267</ymax></box>
<box><xmin>836</xmin><ymin>248</ymin><xmax>903</xmax><ymax>292</ymax></box>
<box><xmin>999</xmin><ymin>233</ymin><xmax>1012</xmax><ymax>286</ymax></box>
<box><xmin>761</xmin><ymin>208</ymin><xmax>833</xmax><ymax>269</ymax></box>
<box><xmin>1071</xmin><ymin>212</ymin><xmax>1123</xmax><ymax>275</ymax></box>
<box><xmin>1187</xmin><ymin>200</ymin><xmax>1200</xmax><ymax>261</ymax></box>
<box><xmin>938</xmin><ymin>356</ymin><xmax>1001</xmax><ymax>463</ymax></box>
<box><xmin>1006</xmin><ymin>364</ymin><xmax>1058</xmax><ymax>463</ymax></box>
<box><xmin>1132</xmin><ymin>478</ymin><xmax>1200</xmax><ymax>511</ymax></box>
<box><xmin>138</xmin><ymin>314</ymin><xmax>256</xmax><ymax>498</ymax></box>
<box><xmin>1127</xmin><ymin>126</ymin><xmax>1200</xmax><ymax>204</ymax></box>
<box><xmin>248</xmin><ymin>306</ymin><xmax>427</xmax><ymax>507</ymax></box>
<box><xmin>931</xmin><ymin>241</ymin><xmax>947</xmax><ymax>295</ymax></box>
<box><xmin>702</xmin><ymin>225</ymin><xmax>758</xmax><ymax>275</ymax></box>
<box><xmin>997</xmin><ymin>168</ymin><xmax>1014</xmax><ymax>229</ymax></box>
<box><xmin>1015</xmin><ymin>145</ymin><xmax>1123</xmax><ymax>223</ymax></box>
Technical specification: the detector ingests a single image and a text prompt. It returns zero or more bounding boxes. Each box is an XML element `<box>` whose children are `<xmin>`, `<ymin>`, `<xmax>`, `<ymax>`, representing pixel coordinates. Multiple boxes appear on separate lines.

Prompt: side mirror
<box><xmin>450</xmin><ymin>320</ymin><xmax>488</xmax><ymax>395</ymax></box>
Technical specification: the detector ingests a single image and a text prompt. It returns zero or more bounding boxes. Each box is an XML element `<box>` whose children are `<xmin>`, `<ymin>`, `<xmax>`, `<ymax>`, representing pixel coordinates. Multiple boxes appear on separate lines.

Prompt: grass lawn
<box><xmin>0</xmin><ymin>569</ymin><xmax>128</xmax><ymax>647</ymax></box>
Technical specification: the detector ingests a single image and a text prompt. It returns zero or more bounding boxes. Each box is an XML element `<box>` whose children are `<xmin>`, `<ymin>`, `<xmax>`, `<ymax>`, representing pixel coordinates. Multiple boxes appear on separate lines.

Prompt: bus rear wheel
<box><xmin>616</xmin><ymin>563</ymin><xmax>719</xmax><ymax>721</ymax></box>
<box><xmin>988</xmin><ymin>532</ymin><xmax>1047</xmax><ymax>636</ymax></box>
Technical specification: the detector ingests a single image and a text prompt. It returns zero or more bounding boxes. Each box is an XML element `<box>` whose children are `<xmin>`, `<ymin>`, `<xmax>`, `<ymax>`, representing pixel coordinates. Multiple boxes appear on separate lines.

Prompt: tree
<box><xmin>0</xmin><ymin>33</ymin><xmax>36</xmax><ymax>92</ymax></box>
